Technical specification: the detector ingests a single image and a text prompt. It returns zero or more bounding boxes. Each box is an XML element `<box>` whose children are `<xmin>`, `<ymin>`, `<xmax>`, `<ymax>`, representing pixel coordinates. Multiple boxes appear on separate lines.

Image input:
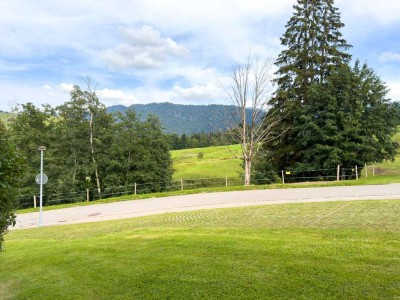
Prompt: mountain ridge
<box><xmin>107</xmin><ymin>102</ymin><xmax>249</xmax><ymax>135</ymax></box>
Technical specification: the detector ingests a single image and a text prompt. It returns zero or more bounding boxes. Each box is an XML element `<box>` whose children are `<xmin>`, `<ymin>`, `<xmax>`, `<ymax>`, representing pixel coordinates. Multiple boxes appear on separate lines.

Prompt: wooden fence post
<box><xmin>355</xmin><ymin>165</ymin><xmax>359</xmax><ymax>180</ymax></box>
<box><xmin>33</xmin><ymin>195</ymin><xmax>37</xmax><ymax>208</ymax></box>
<box><xmin>134</xmin><ymin>183</ymin><xmax>137</xmax><ymax>195</ymax></box>
<box><xmin>373</xmin><ymin>164</ymin><xmax>375</xmax><ymax>176</ymax></box>
<box><xmin>86</xmin><ymin>188</ymin><xmax>89</xmax><ymax>202</ymax></box>
<box><xmin>225</xmin><ymin>175</ymin><xmax>228</xmax><ymax>188</ymax></box>
<box><xmin>337</xmin><ymin>165</ymin><xmax>340</xmax><ymax>182</ymax></box>
<box><xmin>281</xmin><ymin>170</ymin><xmax>285</xmax><ymax>184</ymax></box>
<box><xmin>181</xmin><ymin>178</ymin><xmax>184</xmax><ymax>191</ymax></box>
<box><xmin>365</xmin><ymin>163</ymin><xmax>368</xmax><ymax>178</ymax></box>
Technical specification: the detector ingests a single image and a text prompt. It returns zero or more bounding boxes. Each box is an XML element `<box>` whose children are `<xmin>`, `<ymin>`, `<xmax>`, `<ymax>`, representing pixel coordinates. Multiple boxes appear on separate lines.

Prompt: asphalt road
<box><xmin>13</xmin><ymin>183</ymin><xmax>400</xmax><ymax>229</ymax></box>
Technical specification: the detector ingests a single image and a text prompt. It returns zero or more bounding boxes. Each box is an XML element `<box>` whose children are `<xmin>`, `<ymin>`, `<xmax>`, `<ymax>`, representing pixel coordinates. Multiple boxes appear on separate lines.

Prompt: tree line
<box><xmin>7</xmin><ymin>84</ymin><xmax>173</xmax><ymax>208</ymax></box>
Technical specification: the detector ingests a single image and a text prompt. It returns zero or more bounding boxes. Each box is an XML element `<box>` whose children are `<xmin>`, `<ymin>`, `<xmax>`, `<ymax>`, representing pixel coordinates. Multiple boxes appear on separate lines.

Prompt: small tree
<box><xmin>0</xmin><ymin>121</ymin><xmax>23</xmax><ymax>252</ymax></box>
<box><xmin>224</xmin><ymin>57</ymin><xmax>284</xmax><ymax>186</ymax></box>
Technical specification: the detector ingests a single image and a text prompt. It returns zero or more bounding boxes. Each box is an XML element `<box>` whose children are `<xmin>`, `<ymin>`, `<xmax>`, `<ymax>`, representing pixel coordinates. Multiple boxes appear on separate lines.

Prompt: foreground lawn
<box><xmin>2</xmin><ymin>200</ymin><xmax>399</xmax><ymax>299</ymax></box>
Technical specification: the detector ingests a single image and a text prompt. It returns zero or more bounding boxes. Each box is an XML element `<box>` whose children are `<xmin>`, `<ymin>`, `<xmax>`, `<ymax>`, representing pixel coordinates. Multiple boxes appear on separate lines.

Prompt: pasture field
<box><xmin>2</xmin><ymin>200</ymin><xmax>399</xmax><ymax>299</ymax></box>
<box><xmin>0</xmin><ymin>111</ymin><xmax>14</xmax><ymax>126</ymax></box>
<box><xmin>171</xmin><ymin>144</ymin><xmax>242</xmax><ymax>180</ymax></box>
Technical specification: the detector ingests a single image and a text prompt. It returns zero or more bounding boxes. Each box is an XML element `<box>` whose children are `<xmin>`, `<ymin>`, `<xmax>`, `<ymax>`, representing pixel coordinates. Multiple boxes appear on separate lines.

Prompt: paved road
<box><xmin>13</xmin><ymin>183</ymin><xmax>400</xmax><ymax>229</ymax></box>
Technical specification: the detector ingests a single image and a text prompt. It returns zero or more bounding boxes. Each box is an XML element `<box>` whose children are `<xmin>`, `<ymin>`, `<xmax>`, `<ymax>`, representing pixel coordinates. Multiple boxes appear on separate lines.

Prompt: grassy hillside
<box><xmin>171</xmin><ymin>144</ymin><xmax>242</xmax><ymax>180</ymax></box>
<box><xmin>0</xmin><ymin>111</ymin><xmax>14</xmax><ymax>126</ymax></box>
<box><xmin>2</xmin><ymin>200</ymin><xmax>399</xmax><ymax>299</ymax></box>
<box><xmin>172</xmin><ymin>127</ymin><xmax>400</xmax><ymax>181</ymax></box>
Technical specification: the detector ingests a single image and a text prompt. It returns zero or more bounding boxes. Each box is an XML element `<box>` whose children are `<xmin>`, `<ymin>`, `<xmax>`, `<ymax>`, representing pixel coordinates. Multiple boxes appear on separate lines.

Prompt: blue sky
<box><xmin>1</xmin><ymin>0</ymin><xmax>399</xmax><ymax>112</ymax></box>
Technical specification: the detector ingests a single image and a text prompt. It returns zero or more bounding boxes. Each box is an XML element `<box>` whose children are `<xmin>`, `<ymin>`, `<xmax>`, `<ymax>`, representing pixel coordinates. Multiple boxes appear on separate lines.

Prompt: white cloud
<box><xmin>338</xmin><ymin>0</ymin><xmax>400</xmax><ymax>25</ymax></box>
<box><xmin>101</xmin><ymin>26</ymin><xmax>189</xmax><ymax>70</ymax></box>
<box><xmin>387</xmin><ymin>80</ymin><xmax>400</xmax><ymax>101</ymax></box>
<box><xmin>172</xmin><ymin>83</ymin><xmax>221</xmax><ymax>101</ymax></box>
<box><xmin>59</xmin><ymin>83</ymin><xmax>74</xmax><ymax>92</ymax></box>
<box><xmin>379</xmin><ymin>52</ymin><xmax>400</xmax><ymax>63</ymax></box>
<box><xmin>97</xmin><ymin>88</ymin><xmax>138</xmax><ymax>106</ymax></box>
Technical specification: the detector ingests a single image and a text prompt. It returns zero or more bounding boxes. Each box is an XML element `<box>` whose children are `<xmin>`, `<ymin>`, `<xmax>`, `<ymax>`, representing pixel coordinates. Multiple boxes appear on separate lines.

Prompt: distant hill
<box><xmin>107</xmin><ymin>102</ymin><xmax>253</xmax><ymax>134</ymax></box>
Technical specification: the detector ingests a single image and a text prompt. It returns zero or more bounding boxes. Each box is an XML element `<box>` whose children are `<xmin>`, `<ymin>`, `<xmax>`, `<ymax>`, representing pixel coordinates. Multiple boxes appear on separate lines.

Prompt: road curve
<box><xmin>12</xmin><ymin>183</ymin><xmax>400</xmax><ymax>229</ymax></box>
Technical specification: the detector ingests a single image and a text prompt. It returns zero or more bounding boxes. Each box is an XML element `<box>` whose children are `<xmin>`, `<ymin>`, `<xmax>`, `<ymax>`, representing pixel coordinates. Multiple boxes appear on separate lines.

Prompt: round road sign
<box><xmin>35</xmin><ymin>174</ymin><xmax>48</xmax><ymax>185</ymax></box>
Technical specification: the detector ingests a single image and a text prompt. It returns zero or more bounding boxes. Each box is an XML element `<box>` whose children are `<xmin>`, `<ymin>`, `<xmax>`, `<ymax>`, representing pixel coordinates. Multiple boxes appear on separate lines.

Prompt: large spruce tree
<box><xmin>261</xmin><ymin>0</ymin><xmax>398</xmax><ymax>178</ymax></box>
<box><xmin>268</xmin><ymin>0</ymin><xmax>352</xmax><ymax>169</ymax></box>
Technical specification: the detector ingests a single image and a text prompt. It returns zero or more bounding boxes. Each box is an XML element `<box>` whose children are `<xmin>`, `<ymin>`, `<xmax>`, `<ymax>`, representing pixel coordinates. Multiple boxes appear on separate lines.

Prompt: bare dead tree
<box><xmin>224</xmin><ymin>57</ymin><xmax>284</xmax><ymax>186</ymax></box>
<box><xmin>84</xmin><ymin>77</ymin><xmax>102</xmax><ymax>199</ymax></box>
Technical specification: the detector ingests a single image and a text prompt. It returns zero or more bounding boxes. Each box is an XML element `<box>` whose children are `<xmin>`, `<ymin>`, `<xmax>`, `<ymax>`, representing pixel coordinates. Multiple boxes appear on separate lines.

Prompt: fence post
<box><xmin>33</xmin><ymin>195</ymin><xmax>37</xmax><ymax>208</ymax></box>
<box><xmin>337</xmin><ymin>165</ymin><xmax>340</xmax><ymax>182</ymax></box>
<box><xmin>134</xmin><ymin>183</ymin><xmax>137</xmax><ymax>195</ymax></box>
<box><xmin>281</xmin><ymin>170</ymin><xmax>285</xmax><ymax>184</ymax></box>
<box><xmin>225</xmin><ymin>175</ymin><xmax>228</xmax><ymax>188</ymax></box>
<box><xmin>355</xmin><ymin>165</ymin><xmax>358</xmax><ymax>180</ymax></box>
<box><xmin>378</xmin><ymin>165</ymin><xmax>381</xmax><ymax>176</ymax></box>
<box><xmin>373</xmin><ymin>164</ymin><xmax>375</xmax><ymax>176</ymax></box>
<box><xmin>86</xmin><ymin>188</ymin><xmax>89</xmax><ymax>202</ymax></box>
<box><xmin>181</xmin><ymin>178</ymin><xmax>184</xmax><ymax>191</ymax></box>
<box><xmin>365</xmin><ymin>163</ymin><xmax>368</xmax><ymax>178</ymax></box>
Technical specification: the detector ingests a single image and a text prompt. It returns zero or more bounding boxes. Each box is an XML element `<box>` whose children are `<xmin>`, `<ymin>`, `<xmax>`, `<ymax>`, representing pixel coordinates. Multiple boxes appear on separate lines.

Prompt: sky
<box><xmin>0</xmin><ymin>0</ymin><xmax>399</xmax><ymax>112</ymax></box>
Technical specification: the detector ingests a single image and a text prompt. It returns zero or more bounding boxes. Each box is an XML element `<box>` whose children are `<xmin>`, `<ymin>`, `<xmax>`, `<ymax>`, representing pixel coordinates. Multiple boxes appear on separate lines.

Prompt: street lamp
<box><xmin>38</xmin><ymin>146</ymin><xmax>46</xmax><ymax>227</ymax></box>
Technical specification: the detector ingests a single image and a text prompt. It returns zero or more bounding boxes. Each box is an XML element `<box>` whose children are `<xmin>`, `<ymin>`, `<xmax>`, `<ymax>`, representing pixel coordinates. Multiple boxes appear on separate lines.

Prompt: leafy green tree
<box><xmin>9</xmin><ymin>103</ymin><xmax>55</xmax><ymax>207</ymax></box>
<box><xmin>0</xmin><ymin>121</ymin><xmax>23</xmax><ymax>251</ymax></box>
<box><xmin>55</xmin><ymin>84</ymin><xmax>113</xmax><ymax>199</ymax></box>
<box><xmin>108</xmin><ymin>111</ymin><xmax>173</xmax><ymax>191</ymax></box>
<box><xmin>135</xmin><ymin>114</ymin><xmax>173</xmax><ymax>188</ymax></box>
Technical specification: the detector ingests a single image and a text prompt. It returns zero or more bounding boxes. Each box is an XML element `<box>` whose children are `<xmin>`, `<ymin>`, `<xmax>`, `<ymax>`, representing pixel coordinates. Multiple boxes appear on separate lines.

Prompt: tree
<box><xmin>0</xmin><ymin>121</ymin><xmax>23</xmax><ymax>251</ymax></box>
<box><xmin>9</xmin><ymin>103</ymin><xmax>55</xmax><ymax>207</ymax></box>
<box><xmin>224</xmin><ymin>57</ymin><xmax>284</xmax><ymax>186</ymax></box>
<box><xmin>56</xmin><ymin>83</ymin><xmax>113</xmax><ymax>199</ymax></box>
<box><xmin>284</xmin><ymin>61</ymin><xmax>398</xmax><ymax>177</ymax></box>
<box><xmin>107</xmin><ymin>111</ymin><xmax>173</xmax><ymax>191</ymax></box>
<box><xmin>267</xmin><ymin>0</ymin><xmax>352</xmax><ymax>170</ymax></box>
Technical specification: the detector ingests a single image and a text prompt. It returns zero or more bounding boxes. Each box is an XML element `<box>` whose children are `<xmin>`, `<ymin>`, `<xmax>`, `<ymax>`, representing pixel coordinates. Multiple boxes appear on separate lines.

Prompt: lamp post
<box><xmin>38</xmin><ymin>146</ymin><xmax>46</xmax><ymax>227</ymax></box>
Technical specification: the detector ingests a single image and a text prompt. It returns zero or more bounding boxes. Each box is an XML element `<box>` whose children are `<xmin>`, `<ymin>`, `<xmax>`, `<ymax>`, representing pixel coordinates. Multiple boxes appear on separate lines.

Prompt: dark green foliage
<box><xmin>267</xmin><ymin>0</ymin><xmax>352</xmax><ymax>171</ymax></box>
<box><xmin>393</xmin><ymin>101</ymin><xmax>400</xmax><ymax>125</ymax></box>
<box><xmin>167</xmin><ymin>131</ymin><xmax>233</xmax><ymax>150</ymax></box>
<box><xmin>0</xmin><ymin>121</ymin><xmax>23</xmax><ymax>251</ymax></box>
<box><xmin>263</xmin><ymin>0</ymin><xmax>398</xmax><ymax>178</ymax></box>
<box><xmin>9</xmin><ymin>103</ymin><xmax>55</xmax><ymax>207</ymax></box>
<box><xmin>107</xmin><ymin>110</ymin><xmax>173</xmax><ymax>191</ymax></box>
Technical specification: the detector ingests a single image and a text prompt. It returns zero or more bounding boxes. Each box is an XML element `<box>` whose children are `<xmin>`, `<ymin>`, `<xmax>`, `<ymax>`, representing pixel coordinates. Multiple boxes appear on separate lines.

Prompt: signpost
<box><xmin>37</xmin><ymin>146</ymin><xmax>47</xmax><ymax>227</ymax></box>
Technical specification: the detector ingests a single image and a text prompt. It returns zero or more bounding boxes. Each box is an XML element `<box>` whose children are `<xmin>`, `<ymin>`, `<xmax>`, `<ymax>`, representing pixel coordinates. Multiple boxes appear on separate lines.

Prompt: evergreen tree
<box><xmin>267</xmin><ymin>0</ymin><xmax>352</xmax><ymax>170</ymax></box>
<box><xmin>288</xmin><ymin>62</ymin><xmax>398</xmax><ymax>177</ymax></box>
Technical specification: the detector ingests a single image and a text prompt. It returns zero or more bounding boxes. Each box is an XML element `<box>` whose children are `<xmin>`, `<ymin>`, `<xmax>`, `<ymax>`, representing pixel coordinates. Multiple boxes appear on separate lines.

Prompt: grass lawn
<box><xmin>2</xmin><ymin>200</ymin><xmax>399</xmax><ymax>299</ymax></box>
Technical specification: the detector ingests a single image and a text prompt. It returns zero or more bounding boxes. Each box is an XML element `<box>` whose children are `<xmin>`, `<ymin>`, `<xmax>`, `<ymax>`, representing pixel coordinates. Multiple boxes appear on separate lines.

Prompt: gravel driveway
<box><xmin>13</xmin><ymin>183</ymin><xmax>400</xmax><ymax>229</ymax></box>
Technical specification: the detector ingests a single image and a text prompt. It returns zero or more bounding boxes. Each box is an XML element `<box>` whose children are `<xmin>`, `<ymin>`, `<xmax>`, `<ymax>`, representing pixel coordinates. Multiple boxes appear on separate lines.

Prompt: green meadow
<box><xmin>171</xmin><ymin>144</ymin><xmax>243</xmax><ymax>180</ymax></box>
<box><xmin>2</xmin><ymin>200</ymin><xmax>400</xmax><ymax>299</ymax></box>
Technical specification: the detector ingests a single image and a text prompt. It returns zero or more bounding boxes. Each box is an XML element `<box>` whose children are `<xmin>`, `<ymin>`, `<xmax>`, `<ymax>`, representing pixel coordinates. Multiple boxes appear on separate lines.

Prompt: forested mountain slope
<box><xmin>107</xmin><ymin>102</ymin><xmax>252</xmax><ymax>134</ymax></box>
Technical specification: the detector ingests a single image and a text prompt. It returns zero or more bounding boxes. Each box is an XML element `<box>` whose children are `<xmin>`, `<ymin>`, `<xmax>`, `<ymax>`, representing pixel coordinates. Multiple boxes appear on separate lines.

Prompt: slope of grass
<box><xmin>2</xmin><ymin>200</ymin><xmax>399</xmax><ymax>299</ymax></box>
<box><xmin>171</xmin><ymin>145</ymin><xmax>242</xmax><ymax>179</ymax></box>
<box><xmin>0</xmin><ymin>111</ymin><xmax>14</xmax><ymax>126</ymax></box>
<box><xmin>172</xmin><ymin>127</ymin><xmax>400</xmax><ymax>180</ymax></box>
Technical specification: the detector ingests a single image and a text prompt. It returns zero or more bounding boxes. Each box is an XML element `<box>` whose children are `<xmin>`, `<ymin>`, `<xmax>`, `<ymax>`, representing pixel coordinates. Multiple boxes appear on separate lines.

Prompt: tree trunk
<box><xmin>244</xmin><ymin>158</ymin><xmax>251</xmax><ymax>186</ymax></box>
<box><xmin>89</xmin><ymin>111</ymin><xmax>101</xmax><ymax>199</ymax></box>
